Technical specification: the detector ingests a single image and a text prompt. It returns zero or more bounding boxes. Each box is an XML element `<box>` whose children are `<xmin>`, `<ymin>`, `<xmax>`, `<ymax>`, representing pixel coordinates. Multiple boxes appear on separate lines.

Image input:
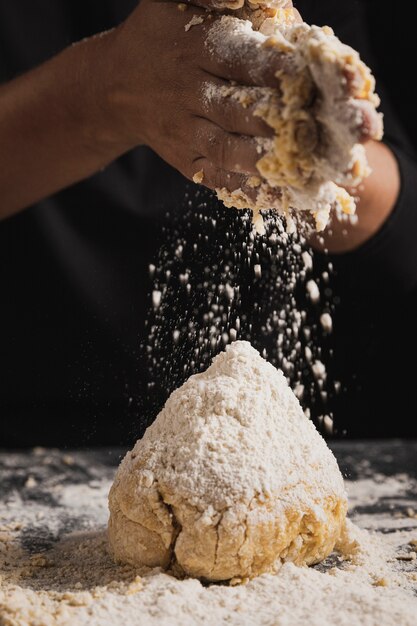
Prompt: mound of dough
<box><xmin>108</xmin><ymin>341</ymin><xmax>347</xmax><ymax>582</ymax></box>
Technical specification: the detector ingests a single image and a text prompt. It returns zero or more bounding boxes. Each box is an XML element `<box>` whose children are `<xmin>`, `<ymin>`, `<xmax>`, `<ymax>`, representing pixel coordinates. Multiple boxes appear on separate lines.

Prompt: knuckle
<box><xmin>213</xmin><ymin>169</ymin><xmax>227</xmax><ymax>190</ymax></box>
<box><xmin>208</xmin><ymin>129</ymin><xmax>228</xmax><ymax>170</ymax></box>
<box><xmin>187</xmin><ymin>160</ymin><xmax>199</xmax><ymax>181</ymax></box>
<box><xmin>194</xmin><ymin>161</ymin><xmax>216</xmax><ymax>190</ymax></box>
<box><xmin>252</xmin><ymin>111</ymin><xmax>271</xmax><ymax>137</ymax></box>
<box><xmin>224</xmin><ymin>102</ymin><xmax>240</xmax><ymax>134</ymax></box>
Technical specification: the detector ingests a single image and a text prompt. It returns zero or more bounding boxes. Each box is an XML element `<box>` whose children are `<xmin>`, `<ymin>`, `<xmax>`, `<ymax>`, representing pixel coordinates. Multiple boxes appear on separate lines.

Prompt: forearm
<box><xmin>311</xmin><ymin>140</ymin><xmax>400</xmax><ymax>253</ymax></box>
<box><xmin>0</xmin><ymin>30</ymin><xmax>133</xmax><ymax>220</ymax></box>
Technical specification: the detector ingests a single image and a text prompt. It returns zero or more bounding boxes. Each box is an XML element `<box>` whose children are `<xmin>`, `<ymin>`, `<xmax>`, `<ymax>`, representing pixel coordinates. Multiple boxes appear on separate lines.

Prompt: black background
<box><xmin>1</xmin><ymin>1</ymin><xmax>417</xmax><ymax>445</ymax></box>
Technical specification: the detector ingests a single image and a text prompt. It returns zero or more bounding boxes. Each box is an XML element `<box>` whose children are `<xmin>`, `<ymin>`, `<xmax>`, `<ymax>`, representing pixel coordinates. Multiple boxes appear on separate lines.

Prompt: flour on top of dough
<box><xmin>108</xmin><ymin>341</ymin><xmax>347</xmax><ymax>581</ymax></box>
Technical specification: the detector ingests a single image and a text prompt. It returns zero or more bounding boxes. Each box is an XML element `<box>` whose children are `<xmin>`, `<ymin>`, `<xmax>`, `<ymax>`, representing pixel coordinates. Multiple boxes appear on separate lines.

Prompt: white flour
<box><xmin>144</xmin><ymin>208</ymin><xmax>333</xmax><ymax>435</ymax></box>
<box><xmin>184</xmin><ymin>15</ymin><xmax>205</xmax><ymax>32</ymax></box>
<box><xmin>1</xmin><ymin>476</ymin><xmax>417</xmax><ymax>626</ymax></box>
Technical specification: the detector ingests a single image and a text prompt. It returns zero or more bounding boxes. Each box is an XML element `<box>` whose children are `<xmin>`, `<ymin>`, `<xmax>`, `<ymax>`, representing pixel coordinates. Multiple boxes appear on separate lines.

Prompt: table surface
<box><xmin>1</xmin><ymin>441</ymin><xmax>417</xmax><ymax>567</ymax></box>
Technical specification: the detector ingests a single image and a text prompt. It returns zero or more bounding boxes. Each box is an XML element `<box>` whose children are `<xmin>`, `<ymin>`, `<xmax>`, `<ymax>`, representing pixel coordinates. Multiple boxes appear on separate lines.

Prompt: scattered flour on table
<box><xmin>1</xmin><ymin>449</ymin><xmax>417</xmax><ymax>625</ymax></box>
<box><xmin>1</xmin><ymin>515</ymin><xmax>417</xmax><ymax>625</ymax></box>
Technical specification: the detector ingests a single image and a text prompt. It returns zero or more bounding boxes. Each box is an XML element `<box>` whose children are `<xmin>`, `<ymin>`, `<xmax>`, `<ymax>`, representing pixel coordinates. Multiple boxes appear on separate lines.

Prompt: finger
<box><xmin>201</xmin><ymin>16</ymin><xmax>296</xmax><ymax>87</ymax></box>
<box><xmin>195</xmin><ymin>119</ymin><xmax>267</xmax><ymax>174</ymax></box>
<box><xmin>342</xmin><ymin>64</ymin><xmax>373</xmax><ymax>101</ymax></box>
<box><xmin>339</xmin><ymin>99</ymin><xmax>383</xmax><ymax>144</ymax></box>
<box><xmin>353</xmin><ymin>100</ymin><xmax>384</xmax><ymax>142</ymax></box>
<box><xmin>201</xmin><ymin>79</ymin><xmax>276</xmax><ymax>137</ymax></box>
<box><xmin>292</xmin><ymin>8</ymin><xmax>302</xmax><ymax>23</ymax></box>
<box><xmin>190</xmin><ymin>159</ymin><xmax>283</xmax><ymax>207</ymax></box>
<box><xmin>191</xmin><ymin>158</ymin><xmax>252</xmax><ymax>195</ymax></box>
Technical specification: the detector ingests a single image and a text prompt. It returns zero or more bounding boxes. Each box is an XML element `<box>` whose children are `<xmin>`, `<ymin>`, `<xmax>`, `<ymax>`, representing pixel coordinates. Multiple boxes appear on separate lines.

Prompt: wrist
<box><xmin>72</xmin><ymin>28</ymin><xmax>142</xmax><ymax>160</ymax></box>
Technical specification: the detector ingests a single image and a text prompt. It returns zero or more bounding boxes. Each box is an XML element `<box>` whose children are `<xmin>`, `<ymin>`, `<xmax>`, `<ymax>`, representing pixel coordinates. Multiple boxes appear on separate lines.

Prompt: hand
<box><xmin>0</xmin><ymin>0</ymin><xmax>298</xmax><ymax>217</ymax></box>
<box><xmin>0</xmin><ymin>0</ymin><xmax>382</xmax><ymax>220</ymax></box>
<box><xmin>100</xmin><ymin>0</ymin><xmax>379</xmax><ymax>191</ymax></box>
<box><xmin>99</xmin><ymin>0</ymin><xmax>298</xmax><ymax>192</ymax></box>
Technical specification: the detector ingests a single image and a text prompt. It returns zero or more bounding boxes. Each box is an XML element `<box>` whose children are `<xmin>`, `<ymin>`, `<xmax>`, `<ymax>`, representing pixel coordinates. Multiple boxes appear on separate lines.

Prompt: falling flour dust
<box><xmin>144</xmin><ymin>197</ymin><xmax>335</xmax><ymax>435</ymax></box>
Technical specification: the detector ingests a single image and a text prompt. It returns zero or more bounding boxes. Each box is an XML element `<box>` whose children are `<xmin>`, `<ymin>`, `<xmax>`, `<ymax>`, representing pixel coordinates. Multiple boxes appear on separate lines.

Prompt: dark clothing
<box><xmin>1</xmin><ymin>1</ymin><xmax>416</xmax><ymax>446</ymax></box>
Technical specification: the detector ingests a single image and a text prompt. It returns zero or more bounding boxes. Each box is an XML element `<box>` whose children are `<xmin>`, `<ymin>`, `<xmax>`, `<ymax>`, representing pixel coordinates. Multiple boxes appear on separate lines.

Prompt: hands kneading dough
<box><xmin>108</xmin><ymin>342</ymin><xmax>347</xmax><ymax>582</ymax></box>
<box><xmin>184</xmin><ymin>0</ymin><xmax>383</xmax><ymax>233</ymax></box>
<box><xmin>202</xmin><ymin>11</ymin><xmax>383</xmax><ymax>233</ymax></box>
<box><xmin>109</xmin><ymin>0</ymin><xmax>381</xmax><ymax>235</ymax></box>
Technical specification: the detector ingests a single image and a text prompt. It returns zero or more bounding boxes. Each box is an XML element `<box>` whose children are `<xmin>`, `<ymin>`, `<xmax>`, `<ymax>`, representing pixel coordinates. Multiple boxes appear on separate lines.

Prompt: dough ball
<box><xmin>108</xmin><ymin>341</ymin><xmax>347</xmax><ymax>581</ymax></box>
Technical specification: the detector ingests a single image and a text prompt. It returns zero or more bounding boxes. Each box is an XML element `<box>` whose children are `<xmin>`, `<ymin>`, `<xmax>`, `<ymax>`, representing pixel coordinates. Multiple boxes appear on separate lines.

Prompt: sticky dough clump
<box><xmin>204</xmin><ymin>10</ymin><xmax>383</xmax><ymax>234</ymax></box>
